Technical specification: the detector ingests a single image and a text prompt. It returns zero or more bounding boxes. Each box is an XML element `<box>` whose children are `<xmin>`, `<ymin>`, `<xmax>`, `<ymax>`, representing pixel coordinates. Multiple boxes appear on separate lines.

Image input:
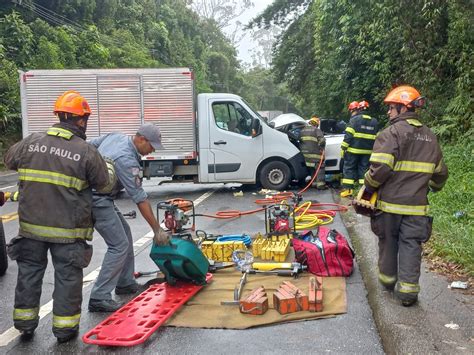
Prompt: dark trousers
<box><xmin>370</xmin><ymin>212</ymin><xmax>433</xmax><ymax>300</ymax></box>
<box><xmin>307</xmin><ymin>161</ymin><xmax>326</xmax><ymax>187</ymax></box>
<box><xmin>342</xmin><ymin>153</ymin><xmax>370</xmax><ymax>188</ymax></box>
<box><xmin>9</xmin><ymin>237</ymin><xmax>92</xmax><ymax>338</ymax></box>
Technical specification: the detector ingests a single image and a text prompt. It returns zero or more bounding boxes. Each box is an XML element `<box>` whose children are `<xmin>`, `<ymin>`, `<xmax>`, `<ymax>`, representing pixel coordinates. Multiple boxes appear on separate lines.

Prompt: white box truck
<box><xmin>19</xmin><ymin>68</ymin><xmax>309</xmax><ymax>190</ymax></box>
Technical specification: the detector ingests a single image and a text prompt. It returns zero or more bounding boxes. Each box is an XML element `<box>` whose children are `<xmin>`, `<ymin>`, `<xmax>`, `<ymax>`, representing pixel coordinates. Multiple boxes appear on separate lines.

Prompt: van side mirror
<box><xmin>251</xmin><ymin>118</ymin><xmax>262</xmax><ymax>137</ymax></box>
<box><xmin>268</xmin><ymin>121</ymin><xmax>275</xmax><ymax>129</ymax></box>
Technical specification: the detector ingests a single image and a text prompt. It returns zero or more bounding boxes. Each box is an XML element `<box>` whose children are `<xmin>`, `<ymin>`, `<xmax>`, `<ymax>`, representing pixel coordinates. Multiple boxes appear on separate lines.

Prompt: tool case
<box><xmin>150</xmin><ymin>237</ymin><xmax>209</xmax><ymax>285</ymax></box>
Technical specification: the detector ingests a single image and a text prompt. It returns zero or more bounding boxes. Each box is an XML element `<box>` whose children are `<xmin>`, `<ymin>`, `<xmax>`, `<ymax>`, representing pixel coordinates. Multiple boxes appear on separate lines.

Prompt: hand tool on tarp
<box><xmin>221</xmin><ymin>271</ymin><xmax>248</xmax><ymax>306</ymax></box>
<box><xmin>249</xmin><ymin>262</ymin><xmax>307</xmax><ymax>278</ymax></box>
<box><xmin>208</xmin><ymin>260</ymin><xmax>235</xmax><ymax>273</ymax></box>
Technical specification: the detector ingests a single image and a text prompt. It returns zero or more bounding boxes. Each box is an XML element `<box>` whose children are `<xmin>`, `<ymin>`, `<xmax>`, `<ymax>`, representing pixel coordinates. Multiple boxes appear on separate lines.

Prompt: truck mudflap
<box><xmin>289</xmin><ymin>152</ymin><xmax>308</xmax><ymax>181</ymax></box>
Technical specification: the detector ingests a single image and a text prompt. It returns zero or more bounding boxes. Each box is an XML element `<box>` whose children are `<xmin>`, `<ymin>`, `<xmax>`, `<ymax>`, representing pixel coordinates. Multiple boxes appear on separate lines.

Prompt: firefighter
<box><xmin>300</xmin><ymin>115</ymin><xmax>327</xmax><ymax>189</ymax></box>
<box><xmin>364</xmin><ymin>85</ymin><xmax>448</xmax><ymax>306</ymax></box>
<box><xmin>340</xmin><ymin>100</ymin><xmax>379</xmax><ymax>197</ymax></box>
<box><xmin>4</xmin><ymin>91</ymin><xmax>109</xmax><ymax>343</ymax></box>
<box><xmin>88</xmin><ymin>124</ymin><xmax>170</xmax><ymax>312</ymax></box>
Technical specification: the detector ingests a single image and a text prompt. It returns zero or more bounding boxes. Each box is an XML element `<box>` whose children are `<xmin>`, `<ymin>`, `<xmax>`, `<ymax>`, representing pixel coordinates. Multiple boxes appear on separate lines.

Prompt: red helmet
<box><xmin>358</xmin><ymin>100</ymin><xmax>369</xmax><ymax>110</ymax></box>
<box><xmin>348</xmin><ymin>101</ymin><xmax>359</xmax><ymax>112</ymax></box>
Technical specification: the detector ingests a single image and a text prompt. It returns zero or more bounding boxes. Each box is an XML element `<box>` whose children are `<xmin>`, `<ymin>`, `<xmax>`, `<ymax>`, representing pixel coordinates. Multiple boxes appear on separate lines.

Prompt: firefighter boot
<box><xmin>378</xmin><ymin>272</ymin><xmax>396</xmax><ymax>291</ymax></box>
<box><xmin>395</xmin><ymin>282</ymin><xmax>419</xmax><ymax>307</ymax></box>
<box><xmin>340</xmin><ymin>189</ymin><xmax>353</xmax><ymax>198</ymax></box>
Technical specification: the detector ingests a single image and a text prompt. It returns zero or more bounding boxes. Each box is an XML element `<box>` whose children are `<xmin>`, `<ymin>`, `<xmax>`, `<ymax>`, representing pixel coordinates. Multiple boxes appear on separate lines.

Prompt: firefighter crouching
<box><xmin>300</xmin><ymin>115</ymin><xmax>327</xmax><ymax>189</ymax></box>
<box><xmin>363</xmin><ymin>85</ymin><xmax>448</xmax><ymax>306</ymax></box>
<box><xmin>340</xmin><ymin>100</ymin><xmax>379</xmax><ymax>197</ymax></box>
<box><xmin>4</xmin><ymin>91</ymin><xmax>109</xmax><ymax>342</ymax></box>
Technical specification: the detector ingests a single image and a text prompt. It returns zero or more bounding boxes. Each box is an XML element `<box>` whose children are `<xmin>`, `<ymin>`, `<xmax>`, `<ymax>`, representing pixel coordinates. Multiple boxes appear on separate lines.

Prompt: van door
<box><xmin>208</xmin><ymin>100</ymin><xmax>263</xmax><ymax>182</ymax></box>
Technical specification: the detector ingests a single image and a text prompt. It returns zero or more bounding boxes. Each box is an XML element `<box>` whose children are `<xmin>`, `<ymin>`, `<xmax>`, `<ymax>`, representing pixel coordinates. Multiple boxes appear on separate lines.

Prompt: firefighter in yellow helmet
<box><xmin>300</xmin><ymin>115</ymin><xmax>327</xmax><ymax>189</ymax></box>
<box><xmin>363</xmin><ymin>85</ymin><xmax>448</xmax><ymax>306</ymax></box>
<box><xmin>4</xmin><ymin>91</ymin><xmax>109</xmax><ymax>342</ymax></box>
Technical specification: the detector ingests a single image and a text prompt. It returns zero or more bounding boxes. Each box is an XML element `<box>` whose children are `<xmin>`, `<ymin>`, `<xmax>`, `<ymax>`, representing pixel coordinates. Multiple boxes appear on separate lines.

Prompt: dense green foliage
<box><xmin>0</xmin><ymin>0</ymin><xmax>248</xmax><ymax>137</ymax></box>
<box><xmin>428</xmin><ymin>142</ymin><xmax>474</xmax><ymax>274</ymax></box>
<box><xmin>259</xmin><ymin>0</ymin><xmax>473</xmax><ymax>140</ymax></box>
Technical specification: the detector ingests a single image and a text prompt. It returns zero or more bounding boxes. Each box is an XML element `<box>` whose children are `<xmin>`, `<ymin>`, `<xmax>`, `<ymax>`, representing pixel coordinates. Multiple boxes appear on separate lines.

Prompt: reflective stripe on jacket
<box><xmin>364</xmin><ymin>112</ymin><xmax>448</xmax><ymax>216</ymax></box>
<box><xmin>300</xmin><ymin>125</ymin><xmax>325</xmax><ymax>167</ymax></box>
<box><xmin>4</xmin><ymin>123</ymin><xmax>109</xmax><ymax>243</ymax></box>
<box><xmin>342</xmin><ymin>114</ymin><xmax>379</xmax><ymax>154</ymax></box>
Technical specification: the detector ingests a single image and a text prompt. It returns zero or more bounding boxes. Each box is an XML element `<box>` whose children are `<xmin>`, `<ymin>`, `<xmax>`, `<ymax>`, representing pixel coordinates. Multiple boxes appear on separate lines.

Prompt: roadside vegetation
<box><xmin>427</xmin><ymin>142</ymin><xmax>474</xmax><ymax>276</ymax></box>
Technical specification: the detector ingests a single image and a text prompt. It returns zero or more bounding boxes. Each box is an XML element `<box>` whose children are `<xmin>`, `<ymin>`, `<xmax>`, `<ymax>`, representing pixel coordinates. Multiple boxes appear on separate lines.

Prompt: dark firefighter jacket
<box><xmin>364</xmin><ymin>112</ymin><xmax>448</xmax><ymax>216</ymax></box>
<box><xmin>300</xmin><ymin>125</ymin><xmax>326</xmax><ymax>168</ymax></box>
<box><xmin>4</xmin><ymin>122</ymin><xmax>109</xmax><ymax>243</ymax></box>
<box><xmin>341</xmin><ymin>113</ymin><xmax>379</xmax><ymax>154</ymax></box>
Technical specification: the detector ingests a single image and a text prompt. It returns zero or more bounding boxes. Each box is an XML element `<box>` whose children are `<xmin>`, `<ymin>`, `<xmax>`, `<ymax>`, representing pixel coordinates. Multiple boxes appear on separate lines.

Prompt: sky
<box><xmin>225</xmin><ymin>0</ymin><xmax>275</xmax><ymax>65</ymax></box>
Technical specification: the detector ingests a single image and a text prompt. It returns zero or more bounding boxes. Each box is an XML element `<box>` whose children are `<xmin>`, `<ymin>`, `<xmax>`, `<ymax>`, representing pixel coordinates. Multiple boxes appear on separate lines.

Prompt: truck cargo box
<box><xmin>19</xmin><ymin>68</ymin><xmax>196</xmax><ymax>161</ymax></box>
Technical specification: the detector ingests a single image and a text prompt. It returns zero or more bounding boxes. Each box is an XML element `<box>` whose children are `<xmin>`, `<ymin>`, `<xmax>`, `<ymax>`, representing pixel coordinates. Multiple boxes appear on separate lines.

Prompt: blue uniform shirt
<box><xmin>90</xmin><ymin>133</ymin><xmax>147</xmax><ymax>204</ymax></box>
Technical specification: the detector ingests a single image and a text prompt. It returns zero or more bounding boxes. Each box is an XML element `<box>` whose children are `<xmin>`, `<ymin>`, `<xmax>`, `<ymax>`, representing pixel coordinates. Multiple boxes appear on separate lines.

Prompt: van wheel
<box><xmin>259</xmin><ymin>161</ymin><xmax>291</xmax><ymax>191</ymax></box>
<box><xmin>0</xmin><ymin>221</ymin><xmax>7</xmax><ymax>276</ymax></box>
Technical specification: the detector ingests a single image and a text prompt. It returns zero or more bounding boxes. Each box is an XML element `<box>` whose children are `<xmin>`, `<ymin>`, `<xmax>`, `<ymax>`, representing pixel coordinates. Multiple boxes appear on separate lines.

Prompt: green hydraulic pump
<box><xmin>150</xmin><ymin>199</ymin><xmax>209</xmax><ymax>285</ymax></box>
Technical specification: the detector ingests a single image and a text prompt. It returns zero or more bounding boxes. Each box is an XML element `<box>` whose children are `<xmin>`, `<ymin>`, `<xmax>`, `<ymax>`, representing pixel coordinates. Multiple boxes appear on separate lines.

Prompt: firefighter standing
<box><xmin>364</xmin><ymin>85</ymin><xmax>448</xmax><ymax>306</ymax></box>
<box><xmin>4</xmin><ymin>91</ymin><xmax>109</xmax><ymax>342</ymax></box>
<box><xmin>88</xmin><ymin>124</ymin><xmax>170</xmax><ymax>312</ymax></box>
<box><xmin>300</xmin><ymin>115</ymin><xmax>327</xmax><ymax>189</ymax></box>
<box><xmin>340</xmin><ymin>100</ymin><xmax>379</xmax><ymax>197</ymax></box>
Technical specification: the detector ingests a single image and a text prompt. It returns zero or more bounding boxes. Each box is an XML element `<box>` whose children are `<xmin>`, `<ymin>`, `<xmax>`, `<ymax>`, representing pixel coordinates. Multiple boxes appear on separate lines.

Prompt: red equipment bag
<box><xmin>293</xmin><ymin>227</ymin><xmax>355</xmax><ymax>277</ymax></box>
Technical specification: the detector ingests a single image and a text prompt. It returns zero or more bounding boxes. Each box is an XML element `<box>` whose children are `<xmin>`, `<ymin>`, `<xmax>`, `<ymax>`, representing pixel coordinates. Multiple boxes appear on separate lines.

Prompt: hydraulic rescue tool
<box><xmin>157</xmin><ymin>198</ymin><xmax>195</xmax><ymax>237</ymax></box>
<box><xmin>248</xmin><ymin>262</ymin><xmax>306</xmax><ymax>278</ymax></box>
<box><xmin>352</xmin><ymin>186</ymin><xmax>378</xmax><ymax>217</ymax></box>
<box><xmin>221</xmin><ymin>271</ymin><xmax>248</xmax><ymax>306</ymax></box>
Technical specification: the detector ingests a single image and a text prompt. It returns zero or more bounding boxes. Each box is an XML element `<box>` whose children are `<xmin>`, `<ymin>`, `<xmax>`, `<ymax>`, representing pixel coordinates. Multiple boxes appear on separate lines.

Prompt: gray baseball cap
<box><xmin>137</xmin><ymin>123</ymin><xmax>165</xmax><ymax>150</ymax></box>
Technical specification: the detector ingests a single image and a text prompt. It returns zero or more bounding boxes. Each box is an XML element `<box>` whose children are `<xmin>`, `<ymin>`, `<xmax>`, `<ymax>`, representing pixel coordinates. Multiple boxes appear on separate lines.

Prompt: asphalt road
<box><xmin>0</xmin><ymin>176</ymin><xmax>383</xmax><ymax>354</ymax></box>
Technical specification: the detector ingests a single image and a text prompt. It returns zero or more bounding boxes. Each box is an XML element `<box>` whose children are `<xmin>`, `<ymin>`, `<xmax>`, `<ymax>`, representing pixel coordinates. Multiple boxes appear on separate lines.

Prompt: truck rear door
<box><xmin>207</xmin><ymin>99</ymin><xmax>263</xmax><ymax>182</ymax></box>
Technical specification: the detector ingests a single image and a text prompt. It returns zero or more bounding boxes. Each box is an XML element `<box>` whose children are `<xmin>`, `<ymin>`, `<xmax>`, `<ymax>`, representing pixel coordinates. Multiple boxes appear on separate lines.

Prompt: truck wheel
<box><xmin>0</xmin><ymin>221</ymin><xmax>7</xmax><ymax>276</ymax></box>
<box><xmin>259</xmin><ymin>161</ymin><xmax>291</xmax><ymax>191</ymax></box>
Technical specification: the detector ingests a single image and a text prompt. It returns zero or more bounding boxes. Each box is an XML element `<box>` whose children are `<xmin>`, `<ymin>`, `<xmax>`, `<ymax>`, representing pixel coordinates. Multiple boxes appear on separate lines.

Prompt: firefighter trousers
<box><xmin>307</xmin><ymin>160</ymin><xmax>326</xmax><ymax>187</ymax></box>
<box><xmin>370</xmin><ymin>212</ymin><xmax>433</xmax><ymax>301</ymax></box>
<box><xmin>90</xmin><ymin>196</ymin><xmax>135</xmax><ymax>301</ymax></box>
<box><xmin>8</xmin><ymin>237</ymin><xmax>92</xmax><ymax>338</ymax></box>
<box><xmin>342</xmin><ymin>153</ymin><xmax>370</xmax><ymax>188</ymax></box>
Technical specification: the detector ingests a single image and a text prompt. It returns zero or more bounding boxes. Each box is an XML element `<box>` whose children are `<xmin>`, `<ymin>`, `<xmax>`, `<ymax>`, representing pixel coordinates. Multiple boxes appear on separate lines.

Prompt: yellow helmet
<box><xmin>309</xmin><ymin>116</ymin><xmax>320</xmax><ymax>126</ymax></box>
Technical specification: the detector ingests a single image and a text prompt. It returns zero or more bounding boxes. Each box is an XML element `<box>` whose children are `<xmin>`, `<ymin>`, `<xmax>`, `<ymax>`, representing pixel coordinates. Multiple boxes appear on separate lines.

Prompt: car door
<box><xmin>208</xmin><ymin>100</ymin><xmax>263</xmax><ymax>182</ymax></box>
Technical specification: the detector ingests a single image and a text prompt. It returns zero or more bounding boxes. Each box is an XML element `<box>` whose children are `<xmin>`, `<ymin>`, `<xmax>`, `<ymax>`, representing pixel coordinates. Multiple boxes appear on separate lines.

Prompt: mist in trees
<box><xmin>251</xmin><ymin>0</ymin><xmax>473</xmax><ymax>140</ymax></box>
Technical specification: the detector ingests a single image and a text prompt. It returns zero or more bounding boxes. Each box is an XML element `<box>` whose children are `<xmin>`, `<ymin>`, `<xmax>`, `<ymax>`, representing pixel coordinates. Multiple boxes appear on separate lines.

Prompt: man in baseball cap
<box><xmin>86</xmin><ymin>123</ymin><xmax>168</xmax><ymax>313</ymax></box>
<box><xmin>136</xmin><ymin>123</ymin><xmax>165</xmax><ymax>153</ymax></box>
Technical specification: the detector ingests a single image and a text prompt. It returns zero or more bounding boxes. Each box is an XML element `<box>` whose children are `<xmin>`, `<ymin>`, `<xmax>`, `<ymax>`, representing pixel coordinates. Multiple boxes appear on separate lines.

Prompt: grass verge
<box><xmin>426</xmin><ymin>141</ymin><xmax>474</xmax><ymax>276</ymax></box>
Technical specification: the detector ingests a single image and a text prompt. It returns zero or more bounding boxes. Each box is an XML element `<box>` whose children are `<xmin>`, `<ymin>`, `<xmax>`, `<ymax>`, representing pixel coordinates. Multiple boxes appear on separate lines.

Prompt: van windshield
<box><xmin>242</xmin><ymin>98</ymin><xmax>269</xmax><ymax>126</ymax></box>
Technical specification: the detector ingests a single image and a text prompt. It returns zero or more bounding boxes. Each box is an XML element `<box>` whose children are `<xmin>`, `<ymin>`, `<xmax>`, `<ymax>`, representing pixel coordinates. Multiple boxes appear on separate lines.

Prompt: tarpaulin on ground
<box><xmin>166</xmin><ymin>268</ymin><xmax>346</xmax><ymax>329</ymax></box>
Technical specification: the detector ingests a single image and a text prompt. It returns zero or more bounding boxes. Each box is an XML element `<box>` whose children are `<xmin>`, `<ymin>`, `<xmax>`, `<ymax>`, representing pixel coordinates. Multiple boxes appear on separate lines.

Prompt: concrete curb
<box><xmin>336</xmin><ymin>193</ymin><xmax>473</xmax><ymax>354</ymax></box>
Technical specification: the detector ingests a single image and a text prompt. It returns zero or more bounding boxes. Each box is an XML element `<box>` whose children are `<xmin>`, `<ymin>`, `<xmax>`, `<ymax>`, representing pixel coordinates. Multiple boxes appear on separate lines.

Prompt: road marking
<box><xmin>0</xmin><ymin>188</ymin><xmax>216</xmax><ymax>347</ymax></box>
<box><xmin>0</xmin><ymin>212</ymin><xmax>18</xmax><ymax>223</ymax></box>
<box><xmin>0</xmin><ymin>185</ymin><xmax>17</xmax><ymax>191</ymax></box>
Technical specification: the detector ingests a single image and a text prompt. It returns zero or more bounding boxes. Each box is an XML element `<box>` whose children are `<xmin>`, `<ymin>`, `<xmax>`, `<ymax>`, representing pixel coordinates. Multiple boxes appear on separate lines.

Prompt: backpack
<box><xmin>292</xmin><ymin>227</ymin><xmax>355</xmax><ymax>277</ymax></box>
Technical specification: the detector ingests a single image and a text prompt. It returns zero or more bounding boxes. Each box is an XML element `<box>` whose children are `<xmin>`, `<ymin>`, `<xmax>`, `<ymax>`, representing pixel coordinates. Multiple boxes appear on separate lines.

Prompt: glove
<box><xmin>153</xmin><ymin>228</ymin><xmax>170</xmax><ymax>246</ymax></box>
<box><xmin>340</xmin><ymin>149</ymin><xmax>345</xmax><ymax>158</ymax></box>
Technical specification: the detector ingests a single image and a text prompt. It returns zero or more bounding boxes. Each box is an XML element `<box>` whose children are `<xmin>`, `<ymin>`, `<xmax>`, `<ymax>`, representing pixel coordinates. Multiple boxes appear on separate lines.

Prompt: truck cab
<box><xmin>196</xmin><ymin>94</ymin><xmax>307</xmax><ymax>190</ymax></box>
